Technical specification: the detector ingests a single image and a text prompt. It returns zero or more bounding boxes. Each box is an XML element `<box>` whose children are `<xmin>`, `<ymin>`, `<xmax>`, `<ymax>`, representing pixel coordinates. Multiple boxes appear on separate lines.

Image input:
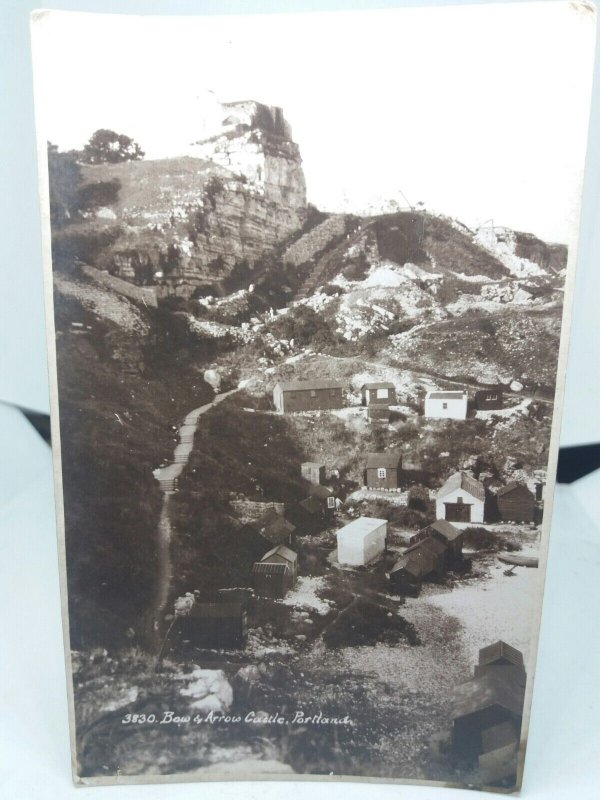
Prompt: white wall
<box><xmin>436</xmin><ymin>487</ymin><xmax>484</xmax><ymax>523</ymax></box>
<box><xmin>337</xmin><ymin>523</ymin><xmax>386</xmax><ymax>566</ymax></box>
<box><xmin>425</xmin><ymin>395</ymin><xmax>468</xmax><ymax>420</ymax></box>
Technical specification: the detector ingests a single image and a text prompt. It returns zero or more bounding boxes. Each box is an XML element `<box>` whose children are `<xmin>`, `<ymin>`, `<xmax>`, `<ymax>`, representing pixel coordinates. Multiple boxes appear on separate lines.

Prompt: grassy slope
<box><xmin>54</xmin><ymin>279</ymin><xmax>214</xmax><ymax>649</ymax></box>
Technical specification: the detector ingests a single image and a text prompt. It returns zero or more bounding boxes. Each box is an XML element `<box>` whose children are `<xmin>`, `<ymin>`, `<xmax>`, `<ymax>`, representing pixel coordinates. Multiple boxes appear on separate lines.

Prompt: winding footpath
<box><xmin>147</xmin><ymin>388</ymin><xmax>240</xmax><ymax>647</ymax></box>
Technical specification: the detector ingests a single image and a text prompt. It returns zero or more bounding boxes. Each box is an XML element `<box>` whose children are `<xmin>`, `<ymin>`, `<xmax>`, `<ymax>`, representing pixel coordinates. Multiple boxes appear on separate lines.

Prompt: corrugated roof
<box><xmin>336</xmin><ymin>516</ymin><xmax>387</xmax><ymax>541</ymax></box>
<box><xmin>426</xmin><ymin>391</ymin><xmax>467</xmax><ymax>400</ymax></box>
<box><xmin>428</xmin><ymin>519</ymin><xmax>463</xmax><ymax>542</ymax></box>
<box><xmin>260</xmin><ymin>544</ymin><xmax>297</xmax><ymax>563</ymax></box>
<box><xmin>479</xmin><ymin>641</ymin><xmax>524</xmax><ymax>668</ymax></box>
<box><xmin>252</xmin><ymin>562</ymin><xmax>290</xmax><ymax>575</ymax></box>
<box><xmin>361</xmin><ymin>382</ymin><xmax>396</xmax><ymax>390</ymax></box>
<box><xmin>276</xmin><ymin>379</ymin><xmax>344</xmax><ymax>392</ymax></box>
<box><xmin>496</xmin><ymin>481</ymin><xmax>532</xmax><ymax>498</ymax></box>
<box><xmin>451</xmin><ymin>668</ymin><xmax>526</xmax><ymax>720</ymax></box>
<box><xmin>438</xmin><ymin>471</ymin><xmax>485</xmax><ymax>501</ymax></box>
<box><xmin>366</xmin><ymin>452</ymin><xmax>402</xmax><ymax>469</ymax></box>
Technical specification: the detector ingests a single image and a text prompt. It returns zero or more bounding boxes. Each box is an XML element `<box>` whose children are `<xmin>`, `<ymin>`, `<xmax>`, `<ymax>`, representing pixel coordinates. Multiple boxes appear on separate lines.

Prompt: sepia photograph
<box><xmin>30</xmin><ymin>2</ymin><xmax>595</xmax><ymax>792</ymax></box>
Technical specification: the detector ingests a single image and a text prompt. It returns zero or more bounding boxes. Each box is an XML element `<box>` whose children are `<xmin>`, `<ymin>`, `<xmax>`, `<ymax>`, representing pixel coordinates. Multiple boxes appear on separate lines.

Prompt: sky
<box><xmin>31</xmin><ymin>3</ymin><xmax>596</xmax><ymax>243</ymax></box>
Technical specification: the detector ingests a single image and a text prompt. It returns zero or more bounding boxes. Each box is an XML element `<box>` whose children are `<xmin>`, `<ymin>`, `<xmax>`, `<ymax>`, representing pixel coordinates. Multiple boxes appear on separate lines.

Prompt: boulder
<box><xmin>179</xmin><ymin>668</ymin><xmax>233</xmax><ymax>713</ymax></box>
<box><xmin>204</xmin><ymin>369</ymin><xmax>221</xmax><ymax>391</ymax></box>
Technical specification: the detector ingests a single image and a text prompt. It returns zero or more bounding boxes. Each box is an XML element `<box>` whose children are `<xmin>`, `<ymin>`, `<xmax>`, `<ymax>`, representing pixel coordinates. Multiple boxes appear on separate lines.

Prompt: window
<box><xmin>488</xmin><ymin>394</ymin><xmax>498</xmax><ymax>400</ymax></box>
<box><xmin>378</xmin><ymin>468</ymin><xmax>387</xmax><ymax>479</ymax></box>
<box><xmin>310</xmin><ymin>390</ymin><xmax>316</xmax><ymax>398</ymax></box>
<box><xmin>442</xmin><ymin>402</ymin><xmax>448</xmax><ymax>409</ymax></box>
<box><xmin>376</xmin><ymin>388</ymin><xmax>389</xmax><ymax>399</ymax></box>
<box><xmin>457</xmin><ymin>496</ymin><xmax>463</xmax><ymax>504</ymax></box>
<box><xmin>327</xmin><ymin>496</ymin><xmax>335</xmax><ymax>509</ymax></box>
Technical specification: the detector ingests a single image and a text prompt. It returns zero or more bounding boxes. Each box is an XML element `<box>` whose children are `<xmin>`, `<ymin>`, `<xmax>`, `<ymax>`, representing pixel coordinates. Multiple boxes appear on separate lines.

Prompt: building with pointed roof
<box><xmin>436</xmin><ymin>471</ymin><xmax>485</xmax><ymax>524</ymax></box>
<box><xmin>364</xmin><ymin>452</ymin><xmax>403</xmax><ymax>490</ymax></box>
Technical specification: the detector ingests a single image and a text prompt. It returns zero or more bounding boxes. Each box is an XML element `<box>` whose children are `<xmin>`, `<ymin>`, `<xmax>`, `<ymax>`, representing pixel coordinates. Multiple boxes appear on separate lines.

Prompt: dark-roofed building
<box><xmin>287</xmin><ymin>495</ymin><xmax>328</xmax><ymax>535</ymax></box>
<box><xmin>367</xmin><ymin>405</ymin><xmax>392</xmax><ymax>423</ymax></box>
<box><xmin>475</xmin><ymin>388</ymin><xmax>504</xmax><ymax>411</ymax></box>
<box><xmin>242</xmin><ymin>507</ymin><xmax>296</xmax><ymax>548</ymax></box>
<box><xmin>177</xmin><ymin>602</ymin><xmax>247</xmax><ymax>650</ymax></box>
<box><xmin>496</xmin><ymin>482</ymin><xmax>536</xmax><ymax>523</ymax></box>
<box><xmin>364</xmin><ymin>452</ymin><xmax>403</xmax><ymax>490</ymax></box>
<box><xmin>451</xmin><ymin>661</ymin><xmax>526</xmax><ymax>761</ymax></box>
<box><xmin>478</xmin><ymin>722</ymin><xmax>520</xmax><ymax>786</ymax></box>
<box><xmin>436</xmin><ymin>471</ymin><xmax>485</xmax><ymax>524</ymax></box>
<box><xmin>252</xmin><ymin>544</ymin><xmax>298</xmax><ymax>599</ymax></box>
<box><xmin>273</xmin><ymin>379</ymin><xmax>345</xmax><ymax>413</ymax></box>
<box><xmin>424</xmin><ymin>389</ymin><xmax>468</xmax><ymax>419</ymax></box>
<box><xmin>403</xmin><ymin>536</ymin><xmax>447</xmax><ymax>575</ymax></box>
<box><xmin>410</xmin><ymin>519</ymin><xmax>464</xmax><ymax>567</ymax></box>
<box><xmin>301</xmin><ymin>461</ymin><xmax>326</xmax><ymax>485</ymax></box>
<box><xmin>308</xmin><ymin>483</ymin><xmax>337</xmax><ymax>517</ymax></box>
<box><xmin>361</xmin><ymin>382</ymin><xmax>397</xmax><ymax>406</ymax></box>
<box><xmin>388</xmin><ymin>547</ymin><xmax>436</xmax><ymax>595</ymax></box>
<box><xmin>475</xmin><ymin>640</ymin><xmax>526</xmax><ymax>676</ymax></box>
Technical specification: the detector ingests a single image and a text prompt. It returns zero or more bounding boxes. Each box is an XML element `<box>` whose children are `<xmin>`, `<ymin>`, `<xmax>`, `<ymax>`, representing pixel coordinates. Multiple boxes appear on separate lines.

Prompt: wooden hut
<box><xmin>301</xmin><ymin>461</ymin><xmax>326</xmax><ymax>485</ymax></box>
<box><xmin>403</xmin><ymin>536</ymin><xmax>447</xmax><ymax>576</ymax></box>
<box><xmin>252</xmin><ymin>545</ymin><xmax>298</xmax><ymax>599</ymax></box>
<box><xmin>475</xmin><ymin>389</ymin><xmax>504</xmax><ymax>411</ymax></box>
<box><xmin>474</xmin><ymin>640</ymin><xmax>526</xmax><ymax>677</ymax></box>
<box><xmin>388</xmin><ymin>547</ymin><xmax>436</xmax><ymax>594</ymax></box>
<box><xmin>288</xmin><ymin>495</ymin><xmax>328</xmax><ymax>534</ymax></box>
<box><xmin>308</xmin><ymin>483</ymin><xmax>337</xmax><ymax>516</ymax></box>
<box><xmin>496</xmin><ymin>482</ymin><xmax>536</xmax><ymax>523</ymax></box>
<box><xmin>364</xmin><ymin>452</ymin><xmax>403</xmax><ymax>490</ymax></box>
<box><xmin>177</xmin><ymin>602</ymin><xmax>247</xmax><ymax>650</ymax></box>
<box><xmin>367</xmin><ymin>405</ymin><xmax>392</xmax><ymax>423</ymax></box>
<box><xmin>242</xmin><ymin>508</ymin><xmax>296</xmax><ymax>548</ymax></box>
<box><xmin>273</xmin><ymin>379</ymin><xmax>345</xmax><ymax>413</ymax></box>
<box><xmin>411</xmin><ymin>519</ymin><xmax>464</xmax><ymax>567</ymax></box>
<box><xmin>360</xmin><ymin>382</ymin><xmax>397</xmax><ymax>406</ymax></box>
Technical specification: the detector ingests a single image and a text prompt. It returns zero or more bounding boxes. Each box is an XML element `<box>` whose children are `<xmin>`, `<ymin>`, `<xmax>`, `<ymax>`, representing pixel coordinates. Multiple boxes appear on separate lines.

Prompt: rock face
<box><xmin>82</xmin><ymin>100</ymin><xmax>307</xmax><ymax>294</ymax></box>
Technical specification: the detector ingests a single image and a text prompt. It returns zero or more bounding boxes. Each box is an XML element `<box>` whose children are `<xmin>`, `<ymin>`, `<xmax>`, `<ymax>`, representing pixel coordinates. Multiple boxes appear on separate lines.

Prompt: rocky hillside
<box><xmin>75</xmin><ymin>100</ymin><xmax>307</xmax><ymax>293</ymax></box>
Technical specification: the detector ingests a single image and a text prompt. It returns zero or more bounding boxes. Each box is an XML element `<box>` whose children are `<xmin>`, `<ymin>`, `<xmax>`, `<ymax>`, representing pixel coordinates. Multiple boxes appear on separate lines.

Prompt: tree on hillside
<box><xmin>80</xmin><ymin>129</ymin><xmax>145</xmax><ymax>164</ymax></box>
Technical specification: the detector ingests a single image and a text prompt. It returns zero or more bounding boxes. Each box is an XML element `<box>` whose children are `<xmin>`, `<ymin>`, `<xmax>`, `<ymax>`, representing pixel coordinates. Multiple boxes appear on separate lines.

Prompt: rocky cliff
<box><xmin>80</xmin><ymin>100</ymin><xmax>306</xmax><ymax>294</ymax></box>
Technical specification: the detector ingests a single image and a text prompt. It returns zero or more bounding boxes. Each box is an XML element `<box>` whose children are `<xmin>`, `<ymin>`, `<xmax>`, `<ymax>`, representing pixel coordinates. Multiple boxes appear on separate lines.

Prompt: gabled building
<box><xmin>308</xmin><ymin>483</ymin><xmax>337</xmax><ymax>515</ymax></box>
<box><xmin>252</xmin><ymin>544</ymin><xmax>298</xmax><ymax>599</ymax></box>
<box><xmin>496</xmin><ymin>482</ymin><xmax>536</xmax><ymax>523</ymax></box>
<box><xmin>424</xmin><ymin>390</ymin><xmax>468</xmax><ymax>420</ymax></box>
<box><xmin>336</xmin><ymin>517</ymin><xmax>387</xmax><ymax>566</ymax></box>
<box><xmin>403</xmin><ymin>536</ymin><xmax>447</xmax><ymax>575</ymax></box>
<box><xmin>410</xmin><ymin>519</ymin><xmax>464</xmax><ymax>567</ymax></box>
<box><xmin>364</xmin><ymin>452</ymin><xmax>403</xmax><ymax>490</ymax></box>
<box><xmin>287</xmin><ymin>495</ymin><xmax>328</xmax><ymax>535</ymax></box>
<box><xmin>273</xmin><ymin>379</ymin><xmax>345</xmax><ymax>413</ymax></box>
<box><xmin>388</xmin><ymin>547</ymin><xmax>436</xmax><ymax>594</ymax></box>
<box><xmin>475</xmin><ymin>388</ymin><xmax>504</xmax><ymax>411</ymax></box>
<box><xmin>360</xmin><ymin>382</ymin><xmax>397</xmax><ymax>406</ymax></box>
<box><xmin>242</xmin><ymin>507</ymin><xmax>296</xmax><ymax>548</ymax></box>
<box><xmin>436</xmin><ymin>471</ymin><xmax>485</xmax><ymax>524</ymax></box>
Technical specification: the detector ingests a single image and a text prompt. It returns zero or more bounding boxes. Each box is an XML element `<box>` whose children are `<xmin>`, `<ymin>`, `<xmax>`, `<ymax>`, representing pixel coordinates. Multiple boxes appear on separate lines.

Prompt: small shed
<box><xmin>496</xmin><ymin>482</ymin><xmax>536</xmax><ymax>523</ymax></box>
<box><xmin>177</xmin><ymin>602</ymin><xmax>247</xmax><ymax>650</ymax></box>
<box><xmin>388</xmin><ymin>547</ymin><xmax>436</xmax><ymax>594</ymax></box>
<box><xmin>273</xmin><ymin>379</ymin><xmax>345</xmax><ymax>413</ymax></box>
<box><xmin>424</xmin><ymin>390</ymin><xmax>468</xmax><ymax>420</ymax></box>
<box><xmin>288</xmin><ymin>495</ymin><xmax>328</xmax><ymax>535</ymax></box>
<box><xmin>252</xmin><ymin>545</ymin><xmax>297</xmax><ymax>599</ymax></box>
<box><xmin>336</xmin><ymin>517</ymin><xmax>387</xmax><ymax>566</ymax></box>
<box><xmin>364</xmin><ymin>452</ymin><xmax>403</xmax><ymax>490</ymax></box>
<box><xmin>451</xmin><ymin>663</ymin><xmax>526</xmax><ymax>760</ymax></box>
<box><xmin>403</xmin><ymin>536</ymin><xmax>447</xmax><ymax>575</ymax></box>
<box><xmin>243</xmin><ymin>508</ymin><xmax>296</xmax><ymax>548</ymax></box>
<box><xmin>368</xmin><ymin>405</ymin><xmax>392</xmax><ymax>423</ymax></box>
<box><xmin>475</xmin><ymin>388</ymin><xmax>504</xmax><ymax>411</ymax></box>
<box><xmin>414</xmin><ymin>519</ymin><xmax>464</xmax><ymax>567</ymax></box>
<box><xmin>308</xmin><ymin>483</ymin><xmax>337</xmax><ymax>514</ymax></box>
<box><xmin>361</xmin><ymin>382</ymin><xmax>397</xmax><ymax>406</ymax></box>
<box><xmin>474</xmin><ymin>640</ymin><xmax>526</xmax><ymax>677</ymax></box>
<box><xmin>301</xmin><ymin>461</ymin><xmax>326</xmax><ymax>485</ymax></box>
<box><xmin>436</xmin><ymin>471</ymin><xmax>485</xmax><ymax>524</ymax></box>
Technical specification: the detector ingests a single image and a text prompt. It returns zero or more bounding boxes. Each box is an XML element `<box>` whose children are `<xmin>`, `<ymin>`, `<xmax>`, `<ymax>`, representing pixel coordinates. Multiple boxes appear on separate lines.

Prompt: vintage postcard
<box><xmin>31</xmin><ymin>2</ymin><xmax>595</xmax><ymax>791</ymax></box>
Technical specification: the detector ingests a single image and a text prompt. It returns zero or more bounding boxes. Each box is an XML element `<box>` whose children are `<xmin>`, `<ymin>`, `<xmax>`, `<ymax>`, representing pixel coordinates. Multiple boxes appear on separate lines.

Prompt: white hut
<box><xmin>424</xmin><ymin>390</ymin><xmax>468</xmax><ymax>420</ymax></box>
<box><xmin>336</xmin><ymin>517</ymin><xmax>387</xmax><ymax>566</ymax></box>
<box><xmin>436</xmin><ymin>471</ymin><xmax>485</xmax><ymax>525</ymax></box>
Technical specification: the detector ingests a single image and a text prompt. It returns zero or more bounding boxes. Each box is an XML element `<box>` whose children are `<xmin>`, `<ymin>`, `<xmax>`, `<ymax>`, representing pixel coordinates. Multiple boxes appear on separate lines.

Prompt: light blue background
<box><xmin>0</xmin><ymin>3</ymin><xmax>599</xmax><ymax>799</ymax></box>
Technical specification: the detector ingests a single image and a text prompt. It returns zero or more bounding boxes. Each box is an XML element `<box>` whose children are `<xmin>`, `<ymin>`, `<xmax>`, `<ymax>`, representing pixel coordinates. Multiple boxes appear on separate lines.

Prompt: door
<box><xmin>445</xmin><ymin>502</ymin><xmax>471</xmax><ymax>522</ymax></box>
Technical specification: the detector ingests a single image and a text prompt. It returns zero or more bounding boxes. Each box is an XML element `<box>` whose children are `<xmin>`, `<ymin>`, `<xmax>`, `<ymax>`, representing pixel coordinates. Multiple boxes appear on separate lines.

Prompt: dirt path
<box><xmin>146</xmin><ymin>387</ymin><xmax>240</xmax><ymax>648</ymax></box>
